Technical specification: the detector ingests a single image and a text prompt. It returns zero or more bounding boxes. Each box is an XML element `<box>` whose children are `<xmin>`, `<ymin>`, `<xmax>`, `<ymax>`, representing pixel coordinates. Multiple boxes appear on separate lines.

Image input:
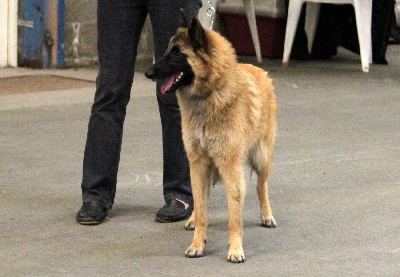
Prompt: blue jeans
<box><xmin>81</xmin><ymin>0</ymin><xmax>202</xmax><ymax>209</ymax></box>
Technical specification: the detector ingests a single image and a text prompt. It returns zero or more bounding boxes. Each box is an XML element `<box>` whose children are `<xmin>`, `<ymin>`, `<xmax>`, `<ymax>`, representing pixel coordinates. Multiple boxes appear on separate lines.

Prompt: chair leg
<box><xmin>282</xmin><ymin>0</ymin><xmax>305</xmax><ymax>67</ymax></box>
<box><xmin>304</xmin><ymin>2</ymin><xmax>320</xmax><ymax>54</ymax></box>
<box><xmin>243</xmin><ymin>0</ymin><xmax>262</xmax><ymax>63</ymax></box>
<box><xmin>353</xmin><ymin>0</ymin><xmax>372</xmax><ymax>72</ymax></box>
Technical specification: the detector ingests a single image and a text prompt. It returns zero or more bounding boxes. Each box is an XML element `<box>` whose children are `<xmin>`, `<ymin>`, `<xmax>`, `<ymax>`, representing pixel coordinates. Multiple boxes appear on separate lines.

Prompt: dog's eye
<box><xmin>172</xmin><ymin>47</ymin><xmax>182</xmax><ymax>56</ymax></box>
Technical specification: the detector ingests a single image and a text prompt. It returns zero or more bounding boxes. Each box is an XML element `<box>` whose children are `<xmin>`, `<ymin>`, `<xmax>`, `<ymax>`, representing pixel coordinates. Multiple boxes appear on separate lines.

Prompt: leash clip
<box><xmin>207</xmin><ymin>0</ymin><xmax>216</xmax><ymax>30</ymax></box>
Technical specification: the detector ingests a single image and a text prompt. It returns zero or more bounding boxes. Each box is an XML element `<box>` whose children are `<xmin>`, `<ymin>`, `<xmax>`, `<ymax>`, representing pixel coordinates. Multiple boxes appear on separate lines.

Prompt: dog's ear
<box><xmin>179</xmin><ymin>9</ymin><xmax>190</xmax><ymax>28</ymax></box>
<box><xmin>189</xmin><ymin>17</ymin><xmax>208</xmax><ymax>51</ymax></box>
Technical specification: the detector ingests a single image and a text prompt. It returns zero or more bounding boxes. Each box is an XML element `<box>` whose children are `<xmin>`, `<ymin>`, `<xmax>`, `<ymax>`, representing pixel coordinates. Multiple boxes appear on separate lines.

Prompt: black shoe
<box><xmin>155</xmin><ymin>199</ymin><xmax>193</xmax><ymax>223</ymax></box>
<box><xmin>76</xmin><ymin>199</ymin><xmax>108</xmax><ymax>225</ymax></box>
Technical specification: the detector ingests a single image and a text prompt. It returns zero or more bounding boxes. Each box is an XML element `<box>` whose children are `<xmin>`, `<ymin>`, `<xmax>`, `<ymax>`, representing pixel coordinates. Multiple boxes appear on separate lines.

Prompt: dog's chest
<box><xmin>189</xmin><ymin>120</ymin><xmax>229</xmax><ymax>154</ymax></box>
<box><xmin>196</xmin><ymin>126</ymin><xmax>208</xmax><ymax>148</ymax></box>
<box><xmin>180</xmin><ymin>97</ymin><xmax>228</xmax><ymax>152</ymax></box>
<box><xmin>188</xmin><ymin>124</ymin><xmax>217</xmax><ymax>151</ymax></box>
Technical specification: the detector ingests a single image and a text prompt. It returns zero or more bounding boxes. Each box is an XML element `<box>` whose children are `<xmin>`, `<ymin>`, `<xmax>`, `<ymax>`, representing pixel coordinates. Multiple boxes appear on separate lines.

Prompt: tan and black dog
<box><xmin>145</xmin><ymin>10</ymin><xmax>277</xmax><ymax>263</ymax></box>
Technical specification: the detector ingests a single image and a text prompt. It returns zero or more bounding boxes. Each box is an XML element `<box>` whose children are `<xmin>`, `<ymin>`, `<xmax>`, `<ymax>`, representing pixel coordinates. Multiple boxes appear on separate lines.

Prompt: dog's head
<box><xmin>144</xmin><ymin>9</ymin><xmax>209</xmax><ymax>95</ymax></box>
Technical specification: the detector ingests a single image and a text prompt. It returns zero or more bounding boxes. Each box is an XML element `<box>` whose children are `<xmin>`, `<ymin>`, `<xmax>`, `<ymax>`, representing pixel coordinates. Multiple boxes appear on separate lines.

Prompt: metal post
<box><xmin>0</xmin><ymin>0</ymin><xmax>18</xmax><ymax>67</ymax></box>
<box><xmin>8</xmin><ymin>0</ymin><xmax>18</xmax><ymax>67</ymax></box>
<box><xmin>0</xmin><ymin>0</ymin><xmax>8</xmax><ymax>67</ymax></box>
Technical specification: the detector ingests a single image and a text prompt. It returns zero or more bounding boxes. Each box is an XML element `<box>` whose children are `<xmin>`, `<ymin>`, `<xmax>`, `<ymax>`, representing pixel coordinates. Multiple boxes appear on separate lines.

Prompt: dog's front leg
<box><xmin>185</xmin><ymin>159</ymin><xmax>210</xmax><ymax>258</ymax></box>
<box><xmin>219</xmin><ymin>161</ymin><xmax>246</xmax><ymax>263</ymax></box>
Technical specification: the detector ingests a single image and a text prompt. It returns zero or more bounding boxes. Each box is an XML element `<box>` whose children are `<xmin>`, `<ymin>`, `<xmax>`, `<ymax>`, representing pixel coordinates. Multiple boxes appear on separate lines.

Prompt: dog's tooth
<box><xmin>173</xmin><ymin>72</ymin><xmax>183</xmax><ymax>84</ymax></box>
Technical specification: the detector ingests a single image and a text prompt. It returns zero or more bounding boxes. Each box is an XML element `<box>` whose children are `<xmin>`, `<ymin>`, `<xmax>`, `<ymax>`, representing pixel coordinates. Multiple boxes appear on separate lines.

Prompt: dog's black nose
<box><xmin>144</xmin><ymin>68</ymin><xmax>154</xmax><ymax>79</ymax></box>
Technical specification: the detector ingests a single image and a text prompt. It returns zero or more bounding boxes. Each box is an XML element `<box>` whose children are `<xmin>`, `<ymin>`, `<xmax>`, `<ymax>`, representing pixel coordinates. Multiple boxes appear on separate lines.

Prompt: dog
<box><xmin>145</xmin><ymin>10</ymin><xmax>277</xmax><ymax>263</ymax></box>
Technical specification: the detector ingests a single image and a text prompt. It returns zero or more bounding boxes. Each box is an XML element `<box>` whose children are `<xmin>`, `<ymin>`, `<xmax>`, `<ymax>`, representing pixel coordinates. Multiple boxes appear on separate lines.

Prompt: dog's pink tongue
<box><xmin>161</xmin><ymin>73</ymin><xmax>179</xmax><ymax>94</ymax></box>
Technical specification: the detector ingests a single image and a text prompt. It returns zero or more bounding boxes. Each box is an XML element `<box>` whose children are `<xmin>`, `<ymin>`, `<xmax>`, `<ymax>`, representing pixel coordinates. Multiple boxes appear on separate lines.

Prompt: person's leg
<box><xmin>148</xmin><ymin>0</ymin><xmax>201</xmax><ymax>222</ymax></box>
<box><xmin>77</xmin><ymin>0</ymin><xmax>148</xmax><ymax>224</ymax></box>
<box><xmin>371</xmin><ymin>0</ymin><xmax>394</xmax><ymax>64</ymax></box>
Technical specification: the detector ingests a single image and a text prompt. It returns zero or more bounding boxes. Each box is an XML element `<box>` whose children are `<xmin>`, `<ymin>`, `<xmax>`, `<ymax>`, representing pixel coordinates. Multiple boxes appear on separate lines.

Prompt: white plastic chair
<box><xmin>395</xmin><ymin>0</ymin><xmax>400</xmax><ymax>27</ymax></box>
<box><xmin>243</xmin><ymin>0</ymin><xmax>263</xmax><ymax>63</ymax></box>
<box><xmin>213</xmin><ymin>0</ymin><xmax>262</xmax><ymax>63</ymax></box>
<box><xmin>216</xmin><ymin>0</ymin><xmax>286</xmax><ymax>63</ymax></box>
<box><xmin>282</xmin><ymin>0</ymin><xmax>372</xmax><ymax>72</ymax></box>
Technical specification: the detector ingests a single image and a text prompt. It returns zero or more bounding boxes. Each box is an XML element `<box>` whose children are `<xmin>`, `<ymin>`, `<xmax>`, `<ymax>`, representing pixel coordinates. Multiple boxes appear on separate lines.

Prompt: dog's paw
<box><xmin>261</xmin><ymin>215</ymin><xmax>277</xmax><ymax>228</ymax></box>
<box><xmin>185</xmin><ymin>244</ymin><xmax>204</xmax><ymax>258</ymax></box>
<box><xmin>227</xmin><ymin>249</ymin><xmax>245</xmax><ymax>263</ymax></box>
<box><xmin>184</xmin><ymin>219</ymin><xmax>195</xmax><ymax>230</ymax></box>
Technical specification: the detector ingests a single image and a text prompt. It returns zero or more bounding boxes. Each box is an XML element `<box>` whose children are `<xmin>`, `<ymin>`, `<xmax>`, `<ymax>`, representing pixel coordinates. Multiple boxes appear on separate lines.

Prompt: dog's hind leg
<box><xmin>184</xmin><ymin>211</ymin><xmax>196</xmax><ymax>230</ymax></box>
<box><xmin>185</xmin><ymin>158</ymin><xmax>211</xmax><ymax>258</ymax></box>
<box><xmin>251</xmin><ymin>141</ymin><xmax>277</xmax><ymax>228</ymax></box>
<box><xmin>257</xmin><ymin>172</ymin><xmax>277</xmax><ymax>228</ymax></box>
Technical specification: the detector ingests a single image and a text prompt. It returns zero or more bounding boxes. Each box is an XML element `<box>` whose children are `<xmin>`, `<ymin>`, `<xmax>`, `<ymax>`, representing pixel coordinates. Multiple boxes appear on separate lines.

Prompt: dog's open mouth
<box><xmin>161</xmin><ymin>72</ymin><xmax>184</xmax><ymax>94</ymax></box>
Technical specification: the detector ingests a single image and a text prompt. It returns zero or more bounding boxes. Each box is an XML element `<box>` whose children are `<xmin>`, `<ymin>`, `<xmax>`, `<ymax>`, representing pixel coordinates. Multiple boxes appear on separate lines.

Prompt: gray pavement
<box><xmin>1</xmin><ymin>46</ymin><xmax>400</xmax><ymax>276</ymax></box>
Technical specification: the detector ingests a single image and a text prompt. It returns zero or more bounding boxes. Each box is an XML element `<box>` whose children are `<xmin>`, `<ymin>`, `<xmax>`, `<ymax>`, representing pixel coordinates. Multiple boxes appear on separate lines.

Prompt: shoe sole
<box><xmin>76</xmin><ymin>215</ymin><xmax>107</xmax><ymax>225</ymax></box>
<box><xmin>155</xmin><ymin>216</ymin><xmax>172</xmax><ymax>223</ymax></box>
<box><xmin>155</xmin><ymin>213</ymin><xmax>192</xmax><ymax>223</ymax></box>
<box><xmin>77</xmin><ymin>220</ymin><xmax>103</xmax><ymax>225</ymax></box>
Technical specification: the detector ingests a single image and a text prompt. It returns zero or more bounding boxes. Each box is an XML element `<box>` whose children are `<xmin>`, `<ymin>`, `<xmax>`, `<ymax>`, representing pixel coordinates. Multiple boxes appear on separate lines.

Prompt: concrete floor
<box><xmin>1</xmin><ymin>46</ymin><xmax>400</xmax><ymax>276</ymax></box>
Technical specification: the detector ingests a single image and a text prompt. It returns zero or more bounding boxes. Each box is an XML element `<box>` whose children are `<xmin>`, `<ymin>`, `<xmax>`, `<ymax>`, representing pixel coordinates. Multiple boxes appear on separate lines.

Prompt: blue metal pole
<box><xmin>22</xmin><ymin>0</ymin><xmax>45</xmax><ymax>68</ymax></box>
<box><xmin>57</xmin><ymin>0</ymin><xmax>65</xmax><ymax>67</ymax></box>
